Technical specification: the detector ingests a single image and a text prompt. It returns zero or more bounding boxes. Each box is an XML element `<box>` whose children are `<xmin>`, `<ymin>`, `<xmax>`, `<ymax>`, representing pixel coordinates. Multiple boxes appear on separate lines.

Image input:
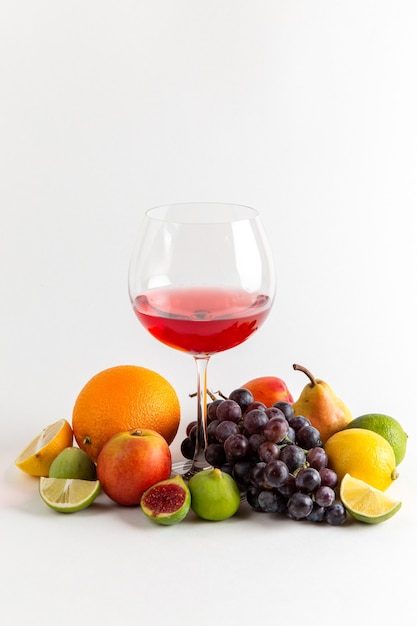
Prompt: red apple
<box><xmin>240</xmin><ymin>376</ymin><xmax>294</xmax><ymax>407</ymax></box>
<box><xmin>96</xmin><ymin>428</ymin><xmax>172</xmax><ymax>506</ymax></box>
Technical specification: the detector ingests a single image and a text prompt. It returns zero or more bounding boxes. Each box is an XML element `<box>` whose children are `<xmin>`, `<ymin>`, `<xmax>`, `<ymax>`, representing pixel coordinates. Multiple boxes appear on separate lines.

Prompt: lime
<box><xmin>39</xmin><ymin>477</ymin><xmax>101</xmax><ymax>513</ymax></box>
<box><xmin>324</xmin><ymin>428</ymin><xmax>398</xmax><ymax>491</ymax></box>
<box><xmin>340</xmin><ymin>473</ymin><xmax>402</xmax><ymax>524</ymax></box>
<box><xmin>345</xmin><ymin>413</ymin><xmax>408</xmax><ymax>465</ymax></box>
<box><xmin>15</xmin><ymin>419</ymin><xmax>74</xmax><ymax>477</ymax></box>
<box><xmin>188</xmin><ymin>468</ymin><xmax>240</xmax><ymax>521</ymax></box>
<box><xmin>49</xmin><ymin>447</ymin><xmax>97</xmax><ymax>480</ymax></box>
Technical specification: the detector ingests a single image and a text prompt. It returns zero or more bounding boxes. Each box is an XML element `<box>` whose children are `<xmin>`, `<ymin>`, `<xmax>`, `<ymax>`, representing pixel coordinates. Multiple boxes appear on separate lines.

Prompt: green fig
<box><xmin>140</xmin><ymin>474</ymin><xmax>191</xmax><ymax>525</ymax></box>
<box><xmin>188</xmin><ymin>468</ymin><xmax>241</xmax><ymax>521</ymax></box>
<box><xmin>48</xmin><ymin>446</ymin><xmax>97</xmax><ymax>480</ymax></box>
<box><xmin>292</xmin><ymin>364</ymin><xmax>353</xmax><ymax>443</ymax></box>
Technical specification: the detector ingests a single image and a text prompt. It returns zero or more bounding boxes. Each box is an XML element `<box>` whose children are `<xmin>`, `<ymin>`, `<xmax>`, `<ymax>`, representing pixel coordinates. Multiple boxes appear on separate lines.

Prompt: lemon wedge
<box><xmin>15</xmin><ymin>419</ymin><xmax>74</xmax><ymax>477</ymax></box>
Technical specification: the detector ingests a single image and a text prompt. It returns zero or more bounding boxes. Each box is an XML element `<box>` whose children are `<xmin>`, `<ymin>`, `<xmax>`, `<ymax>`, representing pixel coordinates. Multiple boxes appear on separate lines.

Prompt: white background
<box><xmin>1</xmin><ymin>1</ymin><xmax>416</xmax><ymax>625</ymax></box>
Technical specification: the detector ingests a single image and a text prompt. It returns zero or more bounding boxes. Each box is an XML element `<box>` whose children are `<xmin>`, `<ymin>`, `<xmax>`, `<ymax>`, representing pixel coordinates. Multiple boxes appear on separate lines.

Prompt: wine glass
<box><xmin>128</xmin><ymin>203</ymin><xmax>276</xmax><ymax>477</ymax></box>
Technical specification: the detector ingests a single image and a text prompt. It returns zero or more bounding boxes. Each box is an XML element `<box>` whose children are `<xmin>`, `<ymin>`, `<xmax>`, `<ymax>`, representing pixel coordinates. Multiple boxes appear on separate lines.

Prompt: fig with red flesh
<box><xmin>140</xmin><ymin>474</ymin><xmax>191</xmax><ymax>525</ymax></box>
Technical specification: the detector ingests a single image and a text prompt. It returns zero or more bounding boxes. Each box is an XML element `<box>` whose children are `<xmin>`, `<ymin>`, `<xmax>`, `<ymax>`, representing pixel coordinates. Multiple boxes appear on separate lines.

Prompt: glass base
<box><xmin>171</xmin><ymin>459</ymin><xmax>211</xmax><ymax>481</ymax></box>
<box><xmin>171</xmin><ymin>459</ymin><xmax>246</xmax><ymax>500</ymax></box>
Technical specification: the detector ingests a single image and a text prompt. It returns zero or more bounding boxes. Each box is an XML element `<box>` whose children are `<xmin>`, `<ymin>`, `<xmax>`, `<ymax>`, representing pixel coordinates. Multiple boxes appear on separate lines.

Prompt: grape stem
<box><xmin>293</xmin><ymin>364</ymin><xmax>317</xmax><ymax>386</ymax></box>
<box><xmin>189</xmin><ymin>389</ymin><xmax>227</xmax><ymax>401</ymax></box>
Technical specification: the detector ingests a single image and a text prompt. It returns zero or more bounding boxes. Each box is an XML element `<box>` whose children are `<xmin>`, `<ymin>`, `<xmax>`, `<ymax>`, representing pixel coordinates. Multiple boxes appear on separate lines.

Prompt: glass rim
<box><xmin>144</xmin><ymin>202</ymin><xmax>259</xmax><ymax>224</ymax></box>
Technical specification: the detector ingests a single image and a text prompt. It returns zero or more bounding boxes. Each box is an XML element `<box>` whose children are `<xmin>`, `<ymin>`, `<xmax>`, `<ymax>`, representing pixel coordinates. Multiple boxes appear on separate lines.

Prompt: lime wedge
<box><xmin>39</xmin><ymin>477</ymin><xmax>100</xmax><ymax>513</ymax></box>
<box><xmin>340</xmin><ymin>473</ymin><xmax>401</xmax><ymax>524</ymax></box>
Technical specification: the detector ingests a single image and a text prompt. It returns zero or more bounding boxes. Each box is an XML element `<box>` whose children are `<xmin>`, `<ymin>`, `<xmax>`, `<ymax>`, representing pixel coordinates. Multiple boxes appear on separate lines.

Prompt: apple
<box><xmin>96</xmin><ymin>429</ymin><xmax>172</xmax><ymax>506</ymax></box>
<box><xmin>240</xmin><ymin>376</ymin><xmax>294</xmax><ymax>407</ymax></box>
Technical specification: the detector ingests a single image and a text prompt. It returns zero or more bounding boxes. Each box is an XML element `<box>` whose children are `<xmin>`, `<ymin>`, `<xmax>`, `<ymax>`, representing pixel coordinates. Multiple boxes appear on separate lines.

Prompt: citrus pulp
<box><xmin>340</xmin><ymin>473</ymin><xmax>402</xmax><ymax>524</ymax></box>
<box><xmin>15</xmin><ymin>419</ymin><xmax>74</xmax><ymax>477</ymax></box>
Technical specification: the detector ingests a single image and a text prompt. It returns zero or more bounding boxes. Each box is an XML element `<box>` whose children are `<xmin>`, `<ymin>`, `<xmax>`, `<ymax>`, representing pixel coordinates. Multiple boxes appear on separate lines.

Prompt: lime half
<box><xmin>340</xmin><ymin>473</ymin><xmax>401</xmax><ymax>524</ymax></box>
<box><xmin>39</xmin><ymin>477</ymin><xmax>101</xmax><ymax>513</ymax></box>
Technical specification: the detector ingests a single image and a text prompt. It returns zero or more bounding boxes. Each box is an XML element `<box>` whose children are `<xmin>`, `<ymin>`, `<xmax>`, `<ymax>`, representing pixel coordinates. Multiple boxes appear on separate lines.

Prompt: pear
<box><xmin>292</xmin><ymin>364</ymin><xmax>353</xmax><ymax>443</ymax></box>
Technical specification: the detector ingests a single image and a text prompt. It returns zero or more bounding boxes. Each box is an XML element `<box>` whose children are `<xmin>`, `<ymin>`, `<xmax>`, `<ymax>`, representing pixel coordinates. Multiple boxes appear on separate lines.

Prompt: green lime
<box><xmin>345</xmin><ymin>413</ymin><xmax>408</xmax><ymax>465</ymax></box>
<box><xmin>340</xmin><ymin>473</ymin><xmax>402</xmax><ymax>524</ymax></box>
<box><xmin>39</xmin><ymin>477</ymin><xmax>101</xmax><ymax>513</ymax></box>
<box><xmin>188</xmin><ymin>468</ymin><xmax>240</xmax><ymax>521</ymax></box>
<box><xmin>48</xmin><ymin>446</ymin><xmax>97</xmax><ymax>480</ymax></box>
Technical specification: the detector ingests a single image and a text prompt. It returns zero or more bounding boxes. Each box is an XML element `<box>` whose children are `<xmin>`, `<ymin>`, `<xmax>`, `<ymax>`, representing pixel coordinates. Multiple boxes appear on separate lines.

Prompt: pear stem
<box><xmin>293</xmin><ymin>364</ymin><xmax>317</xmax><ymax>386</ymax></box>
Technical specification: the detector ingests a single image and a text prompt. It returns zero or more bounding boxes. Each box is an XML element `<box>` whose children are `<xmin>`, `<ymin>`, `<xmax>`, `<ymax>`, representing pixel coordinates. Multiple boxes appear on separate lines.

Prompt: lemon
<box><xmin>345</xmin><ymin>413</ymin><xmax>408</xmax><ymax>465</ymax></box>
<box><xmin>49</xmin><ymin>447</ymin><xmax>97</xmax><ymax>480</ymax></box>
<box><xmin>340</xmin><ymin>473</ymin><xmax>402</xmax><ymax>524</ymax></box>
<box><xmin>39</xmin><ymin>477</ymin><xmax>101</xmax><ymax>513</ymax></box>
<box><xmin>324</xmin><ymin>428</ymin><xmax>398</xmax><ymax>491</ymax></box>
<box><xmin>15</xmin><ymin>419</ymin><xmax>74</xmax><ymax>477</ymax></box>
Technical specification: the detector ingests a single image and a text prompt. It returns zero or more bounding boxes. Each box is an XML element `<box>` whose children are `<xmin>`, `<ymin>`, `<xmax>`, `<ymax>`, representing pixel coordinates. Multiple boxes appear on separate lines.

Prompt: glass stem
<box><xmin>191</xmin><ymin>355</ymin><xmax>211</xmax><ymax>473</ymax></box>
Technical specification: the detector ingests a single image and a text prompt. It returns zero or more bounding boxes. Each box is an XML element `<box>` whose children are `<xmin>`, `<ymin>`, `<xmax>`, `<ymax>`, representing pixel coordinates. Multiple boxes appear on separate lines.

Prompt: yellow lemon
<box><xmin>15</xmin><ymin>419</ymin><xmax>74</xmax><ymax>477</ymax></box>
<box><xmin>324</xmin><ymin>428</ymin><xmax>398</xmax><ymax>491</ymax></box>
<box><xmin>340</xmin><ymin>474</ymin><xmax>402</xmax><ymax>524</ymax></box>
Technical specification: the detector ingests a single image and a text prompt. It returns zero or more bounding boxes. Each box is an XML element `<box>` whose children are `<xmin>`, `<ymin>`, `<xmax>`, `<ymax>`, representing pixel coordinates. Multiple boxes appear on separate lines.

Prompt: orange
<box><xmin>72</xmin><ymin>365</ymin><xmax>181</xmax><ymax>461</ymax></box>
<box><xmin>15</xmin><ymin>419</ymin><xmax>74</xmax><ymax>477</ymax></box>
<box><xmin>240</xmin><ymin>376</ymin><xmax>294</xmax><ymax>407</ymax></box>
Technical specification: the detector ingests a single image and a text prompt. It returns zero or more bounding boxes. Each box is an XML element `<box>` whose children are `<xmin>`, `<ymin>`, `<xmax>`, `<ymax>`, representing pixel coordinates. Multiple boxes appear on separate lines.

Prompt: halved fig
<box><xmin>140</xmin><ymin>474</ymin><xmax>191</xmax><ymax>525</ymax></box>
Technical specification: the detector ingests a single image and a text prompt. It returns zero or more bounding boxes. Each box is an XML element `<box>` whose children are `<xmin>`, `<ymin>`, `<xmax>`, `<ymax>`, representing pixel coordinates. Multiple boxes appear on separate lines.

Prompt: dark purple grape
<box><xmin>278</xmin><ymin>473</ymin><xmax>296</xmax><ymax>497</ymax></box>
<box><xmin>306</xmin><ymin>446</ymin><xmax>328</xmax><ymax>470</ymax></box>
<box><xmin>246</xmin><ymin>485</ymin><xmax>262</xmax><ymax>510</ymax></box>
<box><xmin>220</xmin><ymin>462</ymin><xmax>234</xmax><ymax>477</ymax></box>
<box><xmin>207</xmin><ymin>399</ymin><xmax>223</xmax><ymax>421</ymax></box>
<box><xmin>273</xmin><ymin>401</ymin><xmax>294</xmax><ymax>421</ymax></box>
<box><xmin>186</xmin><ymin>420</ymin><xmax>197</xmax><ymax>436</ymax></box>
<box><xmin>296</xmin><ymin>424</ymin><xmax>321</xmax><ymax>449</ymax></box>
<box><xmin>204</xmin><ymin>443</ymin><xmax>226</xmax><ymax>467</ymax></box>
<box><xmin>249</xmin><ymin>462</ymin><xmax>267</xmax><ymax>487</ymax></box>
<box><xmin>306</xmin><ymin>503</ymin><xmax>326</xmax><ymax>522</ymax></box>
<box><xmin>279</xmin><ymin>444</ymin><xmax>306</xmax><ymax>472</ymax></box>
<box><xmin>295</xmin><ymin>467</ymin><xmax>321</xmax><ymax>493</ymax></box>
<box><xmin>188</xmin><ymin>424</ymin><xmax>197</xmax><ymax>442</ymax></box>
<box><xmin>245</xmin><ymin>401</ymin><xmax>267</xmax><ymax>413</ymax></box>
<box><xmin>258</xmin><ymin>441</ymin><xmax>280</xmax><ymax>463</ymax></box>
<box><xmin>265</xmin><ymin>407</ymin><xmax>286</xmax><ymax>420</ymax></box>
<box><xmin>286</xmin><ymin>426</ymin><xmax>296</xmax><ymax>443</ymax></box>
<box><xmin>325</xmin><ymin>503</ymin><xmax>347</xmax><ymax>526</ymax></box>
<box><xmin>207</xmin><ymin>419</ymin><xmax>220</xmax><ymax>443</ymax></box>
<box><xmin>319</xmin><ymin>467</ymin><xmax>338</xmax><ymax>488</ymax></box>
<box><xmin>223</xmin><ymin>433</ymin><xmax>249</xmax><ymax>461</ymax></box>
<box><xmin>314</xmin><ymin>485</ymin><xmax>336</xmax><ymax>507</ymax></box>
<box><xmin>263</xmin><ymin>417</ymin><xmax>289</xmax><ymax>443</ymax></box>
<box><xmin>264</xmin><ymin>459</ymin><xmax>289</xmax><ymax>489</ymax></box>
<box><xmin>232</xmin><ymin>460</ymin><xmax>253</xmax><ymax>487</ymax></box>
<box><xmin>247</xmin><ymin>433</ymin><xmax>266</xmax><ymax>457</ymax></box>
<box><xmin>243</xmin><ymin>409</ymin><xmax>269</xmax><ymax>435</ymax></box>
<box><xmin>287</xmin><ymin>492</ymin><xmax>314</xmax><ymax>519</ymax></box>
<box><xmin>258</xmin><ymin>490</ymin><xmax>287</xmax><ymax>513</ymax></box>
<box><xmin>228</xmin><ymin>388</ymin><xmax>254</xmax><ymax>412</ymax></box>
<box><xmin>216</xmin><ymin>399</ymin><xmax>242</xmax><ymax>423</ymax></box>
<box><xmin>180</xmin><ymin>437</ymin><xmax>195</xmax><ymax>460</ymax></box>
<box><xmin>289</xmin><ymin>415</ymin><xmax>311</xmax><ymax>431</ymax></box>
<box><xmin>215</xmin><ymin>420</ymin><xmax>240</xmax><ymax>443</ymax></box>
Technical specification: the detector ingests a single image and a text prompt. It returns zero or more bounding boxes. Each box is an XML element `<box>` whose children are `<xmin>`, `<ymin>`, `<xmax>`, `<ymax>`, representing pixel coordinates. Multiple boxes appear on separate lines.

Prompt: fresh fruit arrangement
<box><xmin>14</xmin><ymin>363</ymin><xmax>407</xmax><ymax>526</ymax></box>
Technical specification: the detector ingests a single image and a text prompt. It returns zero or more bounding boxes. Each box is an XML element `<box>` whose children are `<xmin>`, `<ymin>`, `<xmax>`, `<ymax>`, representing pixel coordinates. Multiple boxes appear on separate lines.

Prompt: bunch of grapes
<box><xmin>181</xmin><ymin>388</ymin><xmax>347</xmax><ymax>526</ymax></box>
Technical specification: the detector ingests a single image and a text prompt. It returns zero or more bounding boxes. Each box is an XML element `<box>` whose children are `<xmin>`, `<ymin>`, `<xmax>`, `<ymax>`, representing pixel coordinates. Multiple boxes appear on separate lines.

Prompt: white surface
<box><xmin>1</xmin><ymin>1</ymin><xmax>416</xmax><ymax>625</ymax></box>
